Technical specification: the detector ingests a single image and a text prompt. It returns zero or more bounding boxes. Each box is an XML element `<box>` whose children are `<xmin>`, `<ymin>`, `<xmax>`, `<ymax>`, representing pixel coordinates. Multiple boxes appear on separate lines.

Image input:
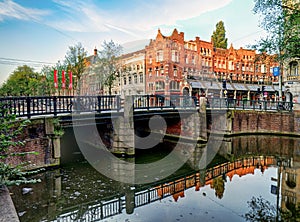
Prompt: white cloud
<box><xmin>0</xmin><ymin>0</ymin><xmax>233</xmax><ymax>39</ymax></box>
<box><xmin>0</xmin><ymin>0</ymin><xmax>50</xmax><ymax>22</ymax></box>
<box><xmin>47</xmin><ymin>0</ymin><xmax>233</xmax><ymax>36</ymax></box>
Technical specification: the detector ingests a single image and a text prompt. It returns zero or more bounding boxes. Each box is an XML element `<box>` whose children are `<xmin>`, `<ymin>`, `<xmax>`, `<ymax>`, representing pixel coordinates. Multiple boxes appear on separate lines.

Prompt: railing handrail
<box><xmin>0</xmin><ymin>95</ymin><xmax>294</xmax><ymax>119</ymax></box>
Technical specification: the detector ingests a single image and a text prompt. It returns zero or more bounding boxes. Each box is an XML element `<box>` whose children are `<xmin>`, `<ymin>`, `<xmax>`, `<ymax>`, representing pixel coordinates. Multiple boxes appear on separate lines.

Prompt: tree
<box><xmin>211</xmin><ymin>176</ymin><xmax>225</xmax><ymax>199</ymax></box>
<box><xmin>244</xmin><ymin>196</ymin><xmax>277</xmax><ymax>221</ymax></box>
<box><xmin>64</xmin><ymin>43</ymin><xmax>88</xmax><ymax>95</ymax></box>
<box><xmin>211</xmin><ymin>21</ymin><xmax>228</xmax><ymax>49</ymax></box>
<box><xmin>253</xmin><ymin>0</ymin><xmax>300</xmax><ymax>59</ymax></box>
<box><xmin>0</xmin><ymin>65</ymin><xmax>43</xmax><ymax>96</ymax></box>
<box><xmin>95</xmin><ymin>40</ymin><xmax>123</xmax><ymax>95</ymax></box>
<box><xmin>252</xmin><ymin>0</ymin><xmax>300</xmax><ymax>99</ymax></box>
<box><xmin>41</xmin><ymin>61</ymin><xmax>70</xmax><ymax>96</ymax></box>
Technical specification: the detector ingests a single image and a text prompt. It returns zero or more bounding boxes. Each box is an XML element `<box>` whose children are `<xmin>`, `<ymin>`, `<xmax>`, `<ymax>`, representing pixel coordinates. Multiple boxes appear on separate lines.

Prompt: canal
<box><xmin>9</xmin><ymin>135</ymin><xmax>300</xmax><ymax>222</ymax></box>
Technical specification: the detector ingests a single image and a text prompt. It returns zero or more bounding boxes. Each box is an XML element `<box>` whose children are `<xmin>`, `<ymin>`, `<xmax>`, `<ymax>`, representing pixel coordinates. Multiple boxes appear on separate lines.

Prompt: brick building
<box><xmin>81</xmin><ymin>28</ymin><xmax>283</xmax><ymax>101</ymax></box>
<box><xmin>145</xmin><ymin>28</ymin><xmax>279</xmax><ymax>100</ymax></box>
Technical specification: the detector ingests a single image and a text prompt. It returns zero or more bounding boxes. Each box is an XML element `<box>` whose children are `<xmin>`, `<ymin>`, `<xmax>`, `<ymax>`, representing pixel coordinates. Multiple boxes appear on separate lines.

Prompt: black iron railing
<box><xmin>132</xmin><ymin>95</ymin><xmax>198</xmax><ymax>110</ymax></box>
<box><xmin>0</xmin><ymin>95</ymin><xmax>294</xmax><ymax>119</ymax></box>
<box><xmin>207</xmin><ymin>98</ymin><xmax>293</xmax><ymax>112</ymax></box>
<box><xmin>0</xmin><ymin>95</ymin><xmax>121</xmax><ymax>118</ymax></box>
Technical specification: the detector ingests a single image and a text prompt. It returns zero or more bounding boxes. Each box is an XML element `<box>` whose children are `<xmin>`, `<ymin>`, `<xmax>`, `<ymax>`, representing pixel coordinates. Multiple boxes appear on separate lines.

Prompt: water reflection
<box><xmin>9</xmin><ymin>136</ymin><xmax>300</xmax><ymax>222</ymax></box>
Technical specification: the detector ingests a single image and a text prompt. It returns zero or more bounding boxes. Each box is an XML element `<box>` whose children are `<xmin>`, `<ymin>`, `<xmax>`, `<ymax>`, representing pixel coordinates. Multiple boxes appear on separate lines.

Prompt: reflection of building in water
<box><xmin>155</xmin><ymin>156</ymin><xmax>276</xmax><ymax>202</ymax></box>
<box><xmin>280</xmin><ymin>154</ymin><xmax>300</xmax><ymax>212</ymax></box>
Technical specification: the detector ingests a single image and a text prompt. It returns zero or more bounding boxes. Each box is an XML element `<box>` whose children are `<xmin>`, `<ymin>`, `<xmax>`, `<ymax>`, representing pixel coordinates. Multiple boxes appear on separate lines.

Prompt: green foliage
<box><xmin>252</xmin><ymin>0</ymin><xmax>300</xmax><ymax>60</ymax></box>
<box><xmin>52</xmin><ymin>118</ymin><xmax>64</xmax><ymax>137</ymax></box>
<box><xmin>0</xmin><ymin>107</ymin><xmax>41</xmax><ymax>186</ymax></box>
<box><xmin>64</xmin><ymin>42</ymin><xmax>88</xmax><ymax>95</ymax></box>
<box><xmin>0</xmin><ymin>65</ymin><xmax>50</xmax><ymax>96</ymax></box>
<box><xmin>95</xmin><ymin>40</ymin><xmax>123</xmax><ymax>95</ymax></box>
<box><xmin>211</xmin><ymin>21</ymin><xmax>228</xmax><ymax>49</ymax></box>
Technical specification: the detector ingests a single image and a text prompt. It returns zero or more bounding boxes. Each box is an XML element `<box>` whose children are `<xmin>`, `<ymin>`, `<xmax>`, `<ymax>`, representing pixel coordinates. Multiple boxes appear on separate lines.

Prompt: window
<box><xmin>160</xmin><ymin>65</ymin><xmax>164</xmax><ymax>75</ymax></box>
<box><xmin>172</xmin><ymin>50</ymin><xmax>179</xmax><ymax>62</ymax></box>
<box><xmin>123</xmin><ymin>77</ymin><xmax>127</xmax><ymax>85</ymax></box>
<box><xmin>173</xmin><ymin>65</ymin><xmax>177</xmax><ymax>76</ymax></box>
<box><xmin>155</xmin><ymin>67</ymin><xmax>159</xmax><ymax>76</ymax></box>
<box><xmin>290</xmin><ymin>61</ymin><xmax>298</xmax><ymax>76</ymax></box>
<box><xmin>156</xmin><ymin>50</ymin><xmax>163</xmax><ymax>62</ymax></box>
<box><xmin>139</xmin><ymin>74</ymin><xmax>143</xmax><ymax>83</ymax></box>
<box><xmin>185</xmin><ymin>55</ymin><xmax>188</xmax><ymax>64</ymax></box>
<box><xmin>134</xmin><ymin>74</ymin><xmax>138</xmax><ymax>84</ymax></box>
<box><xmin>155</xmin><ymin>81</ymin><xmax>165</xmax><ymax>90</ymax></box>
<box><xmin>169</xmin><ymin>81</ymin><xmax>179</xmax><ymax>90</ymax></box>
<box><xmin>192</xmin><ymin>55</ymin><xmax>195</xmax><ymax>65</ymax></box>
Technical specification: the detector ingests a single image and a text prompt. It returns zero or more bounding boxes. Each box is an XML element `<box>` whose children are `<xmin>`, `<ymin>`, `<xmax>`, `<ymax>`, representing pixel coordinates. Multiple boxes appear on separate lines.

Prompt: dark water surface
<box><xmin>9</xmin><ymin>136</ymin><xmax>300</xmax><ymax>222</ymax></box>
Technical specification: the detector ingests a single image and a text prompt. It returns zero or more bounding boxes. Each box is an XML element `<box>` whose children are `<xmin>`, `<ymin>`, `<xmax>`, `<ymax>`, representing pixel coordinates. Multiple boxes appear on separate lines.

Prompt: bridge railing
<box><xmin>132</xmin><ymin>95</ymin><xmax>198</xmax><ymax>110</ymax></box>
<box><xmin>208</xmin><ymin>98</ymin><xmax>293</xmax><ymax>112</ymax></box>
<box><xmin>0</xmin><ymin>95</ymin><xmax>121</xmax><ymax>118</ymax></box>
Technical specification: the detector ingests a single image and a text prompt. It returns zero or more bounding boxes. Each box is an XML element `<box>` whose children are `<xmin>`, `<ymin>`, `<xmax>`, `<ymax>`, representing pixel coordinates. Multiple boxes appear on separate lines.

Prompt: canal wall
<box><xmin>228</xmin><ymin>110</ymin><xmax>300</xmax><ymax>136</ymax></box>
<box><xmin>2</xmin><ymin>118</ymin><xmax>61</xmax><ymax>170</ymax></box>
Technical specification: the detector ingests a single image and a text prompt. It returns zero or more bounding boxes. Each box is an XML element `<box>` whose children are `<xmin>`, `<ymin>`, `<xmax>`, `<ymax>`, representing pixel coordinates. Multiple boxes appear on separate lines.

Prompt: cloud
<box><xmin>0</xmin><ymin>0</ymin><xmax>233</xmax><ymax>39</ymax></box>
<box><xmin>0</xmin><ymin>0</ymin><xmax>50</xmax><ymax>22</ymax></box>
<box><xmin>48</xmin><ymin>0</ymin><xmax>233</xmax><ymax>36</ymax></box>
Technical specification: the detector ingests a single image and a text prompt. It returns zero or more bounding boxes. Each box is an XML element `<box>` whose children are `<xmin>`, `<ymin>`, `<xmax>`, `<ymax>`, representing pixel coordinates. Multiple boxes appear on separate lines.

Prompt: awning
<box><xmin>246</xmin><ymin>84</ymin><xmax>260</xmax><ymax>91</ymax></box>
<box><xmin>232</xmin><ymin>83</ymin><xmax>248</xmax><ymax>91</ymax></box>
<box><xmin>225</xmin><ymin>82</ymin><xmax>235</xmax><ymax>90</ymax></box>
<box><xmin>264</xmin><ymin>85</ymin><xmax>275</xmax><ymax>92</ymax></box>
<box><xmin>202</xmin><ymin>81</ymin><xmax>221</xmax><ymax>90</ymax></box>
<box><xmin>189</xmin><ymin>81</ymin><xmax>206</xmax><ymax>89</ymax></box>
<box><xmin>273</xmin><ymin>85</ymin><xmax>286</xmax><ymax>91</ymax></box>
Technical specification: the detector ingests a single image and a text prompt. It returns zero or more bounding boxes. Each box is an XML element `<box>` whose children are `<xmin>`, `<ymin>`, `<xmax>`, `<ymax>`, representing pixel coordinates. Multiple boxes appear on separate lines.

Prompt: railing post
<box><xmin>117</xmin><ymin>95</ymin><xmax>121</xmax><ymax>111</ymax></box>
<box><xmin>53</xmin><ymin>96</ymin><xmax>57</xmax><ymax>117</ymax></box>
<box><xmin>147</xmin><ymin>95</ymin><xmax>150</xmax><ymax>110</ymax></box>
<box><xmin>26</xmin><ymin>97</ymin><xmax>31</xmax><ymax>119</ymax></box>
<box><xmin>97</xmin><ymin>96</ymin><xmax>101</xmax><ymax>112</ymax></box>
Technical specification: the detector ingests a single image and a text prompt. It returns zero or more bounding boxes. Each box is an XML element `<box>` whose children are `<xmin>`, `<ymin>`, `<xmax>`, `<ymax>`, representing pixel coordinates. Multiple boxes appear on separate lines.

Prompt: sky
<box><xmin>0</xmin><ymin>0</ymin><xmax>266</xmax><ymax>85</ymax></box>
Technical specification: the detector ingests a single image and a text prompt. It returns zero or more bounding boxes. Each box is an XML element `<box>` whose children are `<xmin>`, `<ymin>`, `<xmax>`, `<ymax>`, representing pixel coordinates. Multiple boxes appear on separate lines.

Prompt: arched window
<box><xmin>289</xmin><ymin>61</ymin><xmax>298</xmax><ymax>76</ymax></box>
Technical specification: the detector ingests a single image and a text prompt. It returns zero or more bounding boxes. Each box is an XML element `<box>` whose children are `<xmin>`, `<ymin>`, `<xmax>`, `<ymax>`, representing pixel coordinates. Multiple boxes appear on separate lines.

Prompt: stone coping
<box><xmin>0</xmin><ymin>186</ymin><xmax>19</xmax><ymax>222</ymax></box>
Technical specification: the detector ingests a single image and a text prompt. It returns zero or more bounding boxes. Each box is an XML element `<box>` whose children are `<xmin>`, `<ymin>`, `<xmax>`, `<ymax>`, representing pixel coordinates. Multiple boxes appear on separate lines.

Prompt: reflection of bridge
<box><xmin>55</xmin><ymin>156</ymin><xmax>276</xmax><ymax>221</ymax></box>
<box><xmin>0</xmin><ymin>95</ymin><xmax>293</xmax><ymax>119</ymax></box>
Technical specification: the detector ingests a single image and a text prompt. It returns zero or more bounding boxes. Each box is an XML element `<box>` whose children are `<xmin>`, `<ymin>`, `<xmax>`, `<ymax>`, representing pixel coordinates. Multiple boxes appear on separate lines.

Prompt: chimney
<box><xmin>94</xmin><ymin>47</ymin><xmax>98</xmax><ymax>56</ymax></box>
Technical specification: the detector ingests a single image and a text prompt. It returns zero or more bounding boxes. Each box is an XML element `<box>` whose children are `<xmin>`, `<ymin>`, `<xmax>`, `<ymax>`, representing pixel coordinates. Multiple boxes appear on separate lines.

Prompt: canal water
<box><xmin>9</xmin><ymin>135</ymin><xmax>300</xmax><ymax>222</ymax></box>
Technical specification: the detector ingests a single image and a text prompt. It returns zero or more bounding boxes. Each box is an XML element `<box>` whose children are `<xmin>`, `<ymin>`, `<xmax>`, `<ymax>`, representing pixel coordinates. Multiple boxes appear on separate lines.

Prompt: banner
<box><xmin>54</xmin><ymin>69</ymin><xmax>58</xmax><ymax>88</ymax></box>
<box><xmin>61</xmin><ymin>70</ymin><xmax>66</xmax><ymax>89</ymax></box>
<box><xmin>69</xmin><ymin>71</ymin><xmax>73</xmax><ymax>89</ymax></box>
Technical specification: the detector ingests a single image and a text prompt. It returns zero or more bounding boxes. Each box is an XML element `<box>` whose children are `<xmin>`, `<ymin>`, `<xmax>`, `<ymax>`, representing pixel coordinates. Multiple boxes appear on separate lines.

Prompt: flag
<box><xmin>69</xmin><ymin>71</ymin><xmax>73</xmax><ymax>89</ymax></box>
<box><xmin>61</xmin><ymin>70</ymin><xmax>66</xmax><ymax>89</ymax></box>
<box><xmin>54</xmin><ymin>70</ymin><xmax>58</xmax><ymax>88</ymax></box>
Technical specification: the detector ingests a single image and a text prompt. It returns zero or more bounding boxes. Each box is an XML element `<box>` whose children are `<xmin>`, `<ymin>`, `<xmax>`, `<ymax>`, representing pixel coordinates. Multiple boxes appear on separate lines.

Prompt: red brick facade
<box><xmin>145</xmin><ymin>28</ymin><xmax>279</xmax><ymax>96</ymax></box>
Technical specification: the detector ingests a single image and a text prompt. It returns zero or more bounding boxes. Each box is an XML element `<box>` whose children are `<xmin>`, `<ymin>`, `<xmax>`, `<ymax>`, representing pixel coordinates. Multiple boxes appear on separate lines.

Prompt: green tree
<box><xmin>95</xmin><ymin>40</ymin><xmax>123</xmax><ymax>95</ymax></box>
<box><xmin>211</xmin><ymin>21</ymin><xmax>228</xmax><ymax>49</ymax></box>
<box><xmin>41</xmin><ymin>61</ymin><xmax>70</xmax><ymax>96</ymax></box>
<box><xmin>252</xmin><ymin>0</ymin><xmax>300</xmax><ymax>100</ymax></box>
<box><xmin>253</xmin><ymin>0</ymin><xmax>300</xmax><ymax>59</ymax></box>
<box><xmin>0</xmin><ymin>65</ymin><xmax>42</xmax><ymax>96</ymax></box>
<box><xmin>64</xmin><ymin>42</ymin><xmax>88</xmax><ymax>95</ymax></box>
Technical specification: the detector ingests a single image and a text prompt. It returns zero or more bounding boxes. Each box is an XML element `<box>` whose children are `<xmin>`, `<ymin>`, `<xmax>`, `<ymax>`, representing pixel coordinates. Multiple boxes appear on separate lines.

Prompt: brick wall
<box><xmin>231</xmin><ymin>110</ymin><xmax>300</xmax><ymax>136</ymax></box>
<box><xmin>2</xmin><ymin>118</ymin><xmax>60</xmax><ymax>170</ymax></box>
